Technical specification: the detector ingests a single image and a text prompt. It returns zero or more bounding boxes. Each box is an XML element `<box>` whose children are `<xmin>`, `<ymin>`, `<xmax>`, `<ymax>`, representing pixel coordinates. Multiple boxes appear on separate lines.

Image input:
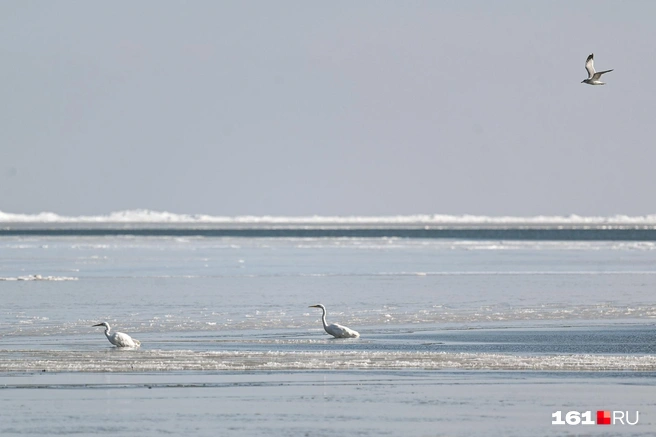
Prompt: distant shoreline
<box><xmin>2</xmin><ymin>223</ymin><xmax>656</xmax><ymax>240</ymax></box>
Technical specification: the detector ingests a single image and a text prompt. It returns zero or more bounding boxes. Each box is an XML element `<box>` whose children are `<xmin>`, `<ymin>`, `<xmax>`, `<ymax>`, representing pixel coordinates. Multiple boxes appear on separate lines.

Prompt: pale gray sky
<box><xmin>2</xmin><ymin>1</ymin><xmax>655</xmax><ymax>216</ymax></box>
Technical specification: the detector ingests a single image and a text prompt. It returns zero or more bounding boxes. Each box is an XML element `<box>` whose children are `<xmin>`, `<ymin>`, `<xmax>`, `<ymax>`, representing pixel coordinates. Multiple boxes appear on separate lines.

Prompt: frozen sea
<box><xmin>1</xmin><ymin>216</ymin><xmax>656</xmax><ymax>435</ymax></box>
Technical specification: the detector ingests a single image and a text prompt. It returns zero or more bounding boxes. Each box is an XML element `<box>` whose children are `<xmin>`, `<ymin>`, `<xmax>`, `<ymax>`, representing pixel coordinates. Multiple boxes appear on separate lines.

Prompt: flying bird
<box><xmin>581</xmin><ymin>53</ymin><xmax>613</xmax><ymax>85</ymax></box>
<box><xmin>93</xmin><ymin>322</ymin><xmax>141</xmax><ymax>348</ymax></box>
<box><xmin>309</xmin><ymin>304</ymin><xmax>360</xmax><ymax>338</ymax></box>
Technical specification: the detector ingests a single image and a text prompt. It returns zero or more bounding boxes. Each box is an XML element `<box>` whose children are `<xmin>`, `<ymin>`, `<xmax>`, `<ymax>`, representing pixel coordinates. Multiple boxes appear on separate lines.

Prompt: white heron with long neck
<box><xmin>92</xmin><ymin>322</ymin><xmax>141</xmax><ymax>348</ymax></box>
<box><xmin>309</xmin><ymin>304</ymin><xmax>360</xmax><ymax>338</ymax></box>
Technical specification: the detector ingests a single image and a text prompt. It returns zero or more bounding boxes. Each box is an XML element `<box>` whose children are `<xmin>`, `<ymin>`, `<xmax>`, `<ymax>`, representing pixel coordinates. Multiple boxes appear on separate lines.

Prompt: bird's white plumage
<box><xmin>581</xmin><ymin>53</ymin><xmax>613</xmax><ymax>85</ymax></box>
<box><xmin>585</xmin><ymin>54</ymin><xmax>596</xmax><ymax>79</ymax></box>
<box><xmin>93</xmin><ymin>322</ymin><xmax>141</xmax><ymax>348</ymax></box>
<box><xmin>309</xmin><ymin>304</ymin><xmax>360</xmax><ymax>338</ymax></box>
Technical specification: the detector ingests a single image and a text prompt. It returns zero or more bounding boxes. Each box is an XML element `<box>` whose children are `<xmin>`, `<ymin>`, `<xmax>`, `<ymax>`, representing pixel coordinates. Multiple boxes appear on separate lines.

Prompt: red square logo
<box><xmin>597</xmin><ymin>410</ymin><xmax>611</xmax><ymax>425</ymax></box>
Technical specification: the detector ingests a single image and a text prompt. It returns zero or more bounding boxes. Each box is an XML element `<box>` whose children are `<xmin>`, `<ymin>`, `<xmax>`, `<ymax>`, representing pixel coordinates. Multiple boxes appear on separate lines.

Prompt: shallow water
<box><xmin>1</xmin><ymin>370</ymin><xmax>654</xmax><ymax>436</ymax></box>
<box><xmin>2</xmin><ymin>325</ymin><xmax>656</xmax><ymax>373</ymax></box>
<box><xmin>1</xmin><ymin>235</ymin><xmax>655</xmax><ymax>435</ymax></box>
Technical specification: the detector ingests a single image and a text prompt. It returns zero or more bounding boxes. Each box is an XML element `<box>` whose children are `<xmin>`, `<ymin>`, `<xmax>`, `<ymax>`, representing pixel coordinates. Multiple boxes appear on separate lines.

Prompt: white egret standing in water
<box><xmin>92</xmin><ymin>322</ymin><xmax>141</xmax><ymax>348</ymax></box>
<box><xmin>309</xmin><ymin>304</ymin><xmax>360</xmax><ymax>338</ymax></box>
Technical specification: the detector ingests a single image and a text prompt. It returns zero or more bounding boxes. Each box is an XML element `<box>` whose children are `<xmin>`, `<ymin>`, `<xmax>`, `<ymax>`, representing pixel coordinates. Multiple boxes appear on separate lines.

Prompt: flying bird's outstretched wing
<box><xmin>585</xmin><ymin>53</ymin><xmax>595</xmax><ymax>79</ymax></box>
<box><xmin>592</xmin><ymin>69</ymin><xmax>614</xmax><ymax>80</ymax></box>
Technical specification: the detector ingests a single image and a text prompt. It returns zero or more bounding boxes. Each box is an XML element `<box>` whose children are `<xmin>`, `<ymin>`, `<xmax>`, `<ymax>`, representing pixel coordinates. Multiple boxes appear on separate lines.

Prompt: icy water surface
<box><xmin>1</xmin><ymin>234</ymin><xmax>656</xmax><ymax>435</ymax></box>
<box><xmin>2</xmin><ymin>370</ymin><xmax>655</xmax><ymax>437</ymax></box>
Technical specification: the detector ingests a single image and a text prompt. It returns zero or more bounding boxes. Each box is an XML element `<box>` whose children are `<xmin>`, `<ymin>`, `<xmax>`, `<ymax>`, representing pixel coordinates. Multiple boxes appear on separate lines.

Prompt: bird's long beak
<box><xmin>92</xmin><ymin>323</ymin><xmax>103</xmax><ymax>327</ymax></box>
<box><xmin>309</xmin><ymin>305</ymin><xmax>319</xmax><ymax>308</ymax></box>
